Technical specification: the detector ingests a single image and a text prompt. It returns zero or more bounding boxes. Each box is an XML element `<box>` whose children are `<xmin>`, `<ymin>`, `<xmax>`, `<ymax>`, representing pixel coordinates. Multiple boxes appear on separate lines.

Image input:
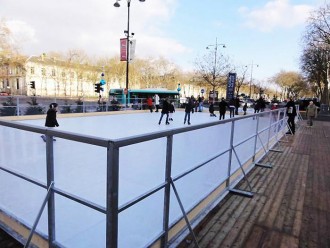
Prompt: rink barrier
<box><xmin>0</xmin><ymin>108</ymin><xmax>298</xmax><ymax>248</ymax></box>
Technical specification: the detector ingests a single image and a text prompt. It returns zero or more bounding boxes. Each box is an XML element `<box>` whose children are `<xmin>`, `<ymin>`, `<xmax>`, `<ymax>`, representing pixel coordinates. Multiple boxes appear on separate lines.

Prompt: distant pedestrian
<box><xmin>285</xmin><ymin>97</ymin><xmax>297</xmax><ymax>134</ymax></box>
<box><xmin>209</xmin><ymin>102</ymin><xmax>216</xmax><ymax>117</ymax></box>
<box><xmin>306</xmin><ymin>101</ymin><xmax>318</xmax><ymax>127</ymax></box>
<box><xmin>198</xmin><ymin>95</ymin><xmax>203</xmax><ymax>112</ymax></box>
<box><xmin>169</xmin><ymin>101</ymin><xmax>175</xmax><ymax>121</ymax></box>
<box><xmin>158</xmin><ymin>98</ymin><xmax>170</xmax><ymax>125</ymax></box>
<box><xmin>184</xmin><ymin>97</ymin><xmax>193</xmax><ymax>125</ymax></box>
<box><xmin>234</xmin><ymin>97</ymin><xmax>240</xmax><ymax>115</ymax></box>
<box><xmin>218</xmin><ymin>97</ymin><xmax>229</xmax><ymax>120</ymax></box>
<box><xmin>243</xmin><ymin>102</ymin><xmax>247</xmax><ymax>115</ymax></box>
<box><xmin>228</xmin><ymin>98</ymin><xmax>235</xmax><ymax>118</ymax></box>
<box><xmin>41</xmin><ymin>103</ymin><xmax>59</xmax><ymax>142</ymax></box>
<box><xmin>154</xmin><ymin>94</ymin><xmax>160</xmax><ymax>112</ymax></box>
<box><xmin>147</xmin><ymin>96</ymin><xmax>153</xmax><ymax>113</ymax></box>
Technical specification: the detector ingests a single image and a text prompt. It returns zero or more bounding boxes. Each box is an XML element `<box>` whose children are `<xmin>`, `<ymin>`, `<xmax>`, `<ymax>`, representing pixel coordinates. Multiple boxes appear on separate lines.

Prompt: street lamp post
<box><xmin>206</xmin><ymin>37</ymin><xmax>226</xmax><ymax>102</ymax></box>
<box><xmin>114</xmin><ymin>0</ymin><xmax>145</xmax><ymax>107</ymax></box>
<box><xmin>248</xmin><ymin>61</ymin><xmax>259</xmax><ymax>98</ymax></box>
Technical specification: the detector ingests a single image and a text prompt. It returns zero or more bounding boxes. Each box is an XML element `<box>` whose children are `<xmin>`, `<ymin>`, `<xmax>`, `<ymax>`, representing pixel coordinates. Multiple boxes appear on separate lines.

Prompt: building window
<box><xmin>52</xmin><ymin>69</ymin><xmax>56</xmax><ymax>77</ymax></box>
<box><xmin>16</xmin><ymin>78</ymin><xmax>19</xmax><ymax>89</ymax></box>
<box><xmin>31</xmin><ymin>67</ymin><xmax>35</xmax><ymax>75</ymax></box>
<box><xmin>62</xmin><ymin>71</ymin><xmax>66</xmax><ymax>77</ymax></box>
<box><xmin>41</xmin><ymin>68</ymin><xmax>46</xmax><ymax>76</ymax></box>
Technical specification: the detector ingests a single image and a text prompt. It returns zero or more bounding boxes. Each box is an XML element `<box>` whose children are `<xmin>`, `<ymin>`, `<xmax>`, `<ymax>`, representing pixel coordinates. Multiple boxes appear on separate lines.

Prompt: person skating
<box><xmin>158</xmin><ymin>98</ymin><xmax>170</xmax><ymax>125</ymax></box>
<box><xmin>243</xmin><ymin>102</ymin><xmax>247</xmax><ymax>115</ymax></box>
<box><xmin>184</xmin><ymin>97</ymin><xmax>193</xmax><ymax>125</ymax></box>
<box><xmin>209</xmin><ymin>102</ymin><xmax>216</xmax><ymax>117</ymax></box>
<box><xmin>41</xmin><ymin>103</ymin><xmax>59</xmax><ymax>142</ymax></box>
<box><xmin>218</xmin><ymin>97</ymin><xmax>229</xmax><ymax>120</ymax></box>
<box><xmin>146</xmin><ymin>96</ymin><xmax>153</xmax><ymax>113</ymax></box>
<box><xmin>154</xmin><ymin>94</ymin><xmax>160</xmax><ymax>112</ymax></box>
<box><xmin>169</xmin><ymin>101</ymin><xmax>175</xmax><ymax>121</ymax></box>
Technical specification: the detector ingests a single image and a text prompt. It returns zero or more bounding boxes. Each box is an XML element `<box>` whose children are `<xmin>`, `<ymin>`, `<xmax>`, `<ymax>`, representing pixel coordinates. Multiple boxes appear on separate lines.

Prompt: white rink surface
<box><xmin>0</xmin><ymin>108</ymin><xmax>275</xmax><ymax>248</ymax></box>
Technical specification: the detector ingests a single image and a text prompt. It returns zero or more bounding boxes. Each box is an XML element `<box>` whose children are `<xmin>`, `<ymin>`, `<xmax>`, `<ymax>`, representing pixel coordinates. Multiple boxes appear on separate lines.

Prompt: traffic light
<box><xmin>95</xmin><ymin>83</ymin><xmax>101</xmax><ymax>93</ymax></box>
<box><xmin>30</xmin><ymin>81</ymin><xmax>35</xmax><ymax>89</ymax></box>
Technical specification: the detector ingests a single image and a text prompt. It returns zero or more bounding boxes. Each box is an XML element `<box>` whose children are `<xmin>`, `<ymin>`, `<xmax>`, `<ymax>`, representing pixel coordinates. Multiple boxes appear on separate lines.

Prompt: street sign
<box><xmin>100</xmin><ymin>79</ymin><xmax>106</xmax><ymax>85</ymax></box>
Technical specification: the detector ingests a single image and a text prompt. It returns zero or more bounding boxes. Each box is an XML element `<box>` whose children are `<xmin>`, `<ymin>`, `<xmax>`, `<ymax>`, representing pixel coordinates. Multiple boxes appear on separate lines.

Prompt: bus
<box><xmin>109</xmin><ymin>88</ymin><xmax>180</xmax><ymax>109</ymax></box>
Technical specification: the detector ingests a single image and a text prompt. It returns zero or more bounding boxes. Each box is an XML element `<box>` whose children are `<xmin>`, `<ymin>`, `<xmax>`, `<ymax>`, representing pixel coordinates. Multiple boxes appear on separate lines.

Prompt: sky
<box><xmin>0</xmin><ymin>0</ymin><xmax>325</xmax><ymax>83</ymax></box>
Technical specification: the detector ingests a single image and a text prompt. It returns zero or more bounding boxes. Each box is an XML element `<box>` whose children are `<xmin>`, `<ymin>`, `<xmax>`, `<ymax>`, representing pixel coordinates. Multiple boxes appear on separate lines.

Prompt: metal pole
<box><xmin>162</xmin><ymin>135</ymin><xmax>173</xmax><ymax>247</ymax></box>
<box><xmin>125</xmin><ymin>0</ymin><xmax>131</xmax><ymax>107</ymax></box>
<box><xmin>46</xmin><ymin>134</ymin><xmax>56</xmax><ymax>247</ymax></box>
<box><xmin>249</xmin><ymin>61</ymin><xmax>253</xmax><ymax>98</ymax></box>
<box><xmin>106</xmin><ymin>142</ymin><xmax>119</xmax><ymax>248</ymax></box>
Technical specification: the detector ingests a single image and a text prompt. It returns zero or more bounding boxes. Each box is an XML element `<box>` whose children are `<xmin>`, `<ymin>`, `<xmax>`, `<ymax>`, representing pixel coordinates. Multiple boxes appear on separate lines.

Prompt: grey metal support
<box><xmin>252</xmin><ymin>115</ymin><xmax>260</xmax><ymax>163</ymax></box>
<box><xmin>226</xmin><ymin>120</ymin><xmax>235</xmax><ymax>188</ymax></box>
<box><xmin>170</xmin><ymin>178</ymin><xmax>200</xmax><ymax>248</ymax></box>
<box><xmin>254</xmin><ymin>132</ymin><xmax>273</xmax><ymax>169</ymax></box>
<box><xmin>267</xmin><ymin>111</ymin><xmax>273</xmax><ymax>150</ymax></box>
<box><xmin>106</xmin><ymin>142</ymin><xmax>119</xmax><ymax>248</ymax></box>
<box><xmin>229</xmin><ymin>147</ymin><xmax>254</xmax><ymax>198</ymax></box>
<box><xmin>46</xmin><ymin>134</ymin><xmax>56</xmax><ymax>247</ymax></box>
<box><xmin>24</xmin><ymin>182</ymin><xmax>54</xmax><ymax>248</ymax></box>
<box><xmin>162</xmin><ymin>135</ymin><xmax>173</xmax><ymax>247</ymax></box>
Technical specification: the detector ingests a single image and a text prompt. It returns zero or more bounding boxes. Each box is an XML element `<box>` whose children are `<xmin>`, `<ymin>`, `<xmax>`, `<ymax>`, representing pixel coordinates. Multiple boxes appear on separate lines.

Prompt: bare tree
<box><xmin>300</xmin><ymin>3</ymin><xmax>330</xmax><ymax>104</ymax></box>
<box><xmin>194</xmin><ymin>48</ymin><xmax>231</xmax><ymax>102</ymax></box>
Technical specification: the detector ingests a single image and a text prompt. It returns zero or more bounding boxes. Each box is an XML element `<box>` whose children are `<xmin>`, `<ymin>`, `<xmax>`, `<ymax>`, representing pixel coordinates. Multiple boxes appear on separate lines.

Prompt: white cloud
<box><xmin>239</xmin><ymin>0</ymin><xmax>314</xmax><ymax>32</ymax></box>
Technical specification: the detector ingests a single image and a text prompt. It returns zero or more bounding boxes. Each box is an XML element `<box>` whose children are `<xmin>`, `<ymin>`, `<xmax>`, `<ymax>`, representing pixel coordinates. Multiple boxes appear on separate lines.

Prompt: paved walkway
<box><xmin>179</xmin><ymin>116</ymin><xmax>330</xmax><ymax>248</ymax></box>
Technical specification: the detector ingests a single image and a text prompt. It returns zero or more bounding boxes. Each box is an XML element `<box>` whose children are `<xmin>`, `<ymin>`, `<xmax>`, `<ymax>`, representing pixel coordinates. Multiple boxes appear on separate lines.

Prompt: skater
<box><xmin>234</xmin><ymin>96</ymin><xmax>240</xmax><ymax>115</ymax></box>
<box><xmin>306</xmin><ymin>101</ymin><xmax>318</xmax><ymax>127</ymax></box>
<box><xmin>154</xmin><ymin>94</ymin><xmax>160</xmax><ymax>112</ymax></box>
<box><xmin>243</xmin><ymin>102</ymin><xmax>247</xmax><ymax>115</ymax></box>
<box><xmin>209</xmin><ymin>102</ymin><xmax>216</xmax><ymax>117</ymax></box>
<box><xmin>169</xmin><ymin>101</ymin><xmax>175</xmax><ymax>121</ymax></box>
<box><xmin>158</xmin><ymin>98</ymin><xmax>170</xmax><ymax>125</ymax></box>
<box><xmin>218</xmin><ymin>97</ymin><xmax>228</xmax><ymax>120</ymax></box>
<box><xmin>41</xmin><ymin>103</ymin><xmax>59</xmax><ymax>142</ymax></box>
<box><xmin>228</xmin><ymin>98</ymin><xmax>235</xmax><ymax>118</ymax></box>
<box><xmin>285</xmin><ymin>97</ymin><xmax>297</xmax><ymax>134</ymax></box>
<box><xmin>147</xmin><ymin>96</ymin><xmax>153</xmax><ymax>113</ymax></box>
<box><xmin>184</xmin><ymin>97</ymin><xmax>193</xmax><ymax>125</ymax></box>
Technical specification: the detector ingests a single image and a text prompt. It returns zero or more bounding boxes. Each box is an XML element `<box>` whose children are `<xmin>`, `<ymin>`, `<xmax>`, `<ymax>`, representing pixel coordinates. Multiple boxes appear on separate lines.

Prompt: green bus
<box><xmin>109</xmin><ymin>88</ymin><xmax>180</xmax><ymax>109</ymax></box>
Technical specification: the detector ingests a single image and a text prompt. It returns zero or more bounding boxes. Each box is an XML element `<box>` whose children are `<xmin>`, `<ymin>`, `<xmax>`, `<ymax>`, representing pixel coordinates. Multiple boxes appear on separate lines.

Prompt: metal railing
<box><xmin>0</xmin><ymin>108</ymin><xmax>291</xmax><ymax>248</ymax></box>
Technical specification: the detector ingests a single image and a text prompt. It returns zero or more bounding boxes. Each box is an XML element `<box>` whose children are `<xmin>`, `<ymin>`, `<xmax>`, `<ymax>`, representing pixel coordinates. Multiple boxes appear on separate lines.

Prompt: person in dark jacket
<box><xmin>169</xmin><ymin>102</ymin><xmax>175</xmax><ymax>121</ymax></box>
<box><xmin>228</xmin><ymin>98</ymin><xmax>235</xmax><ymax>118</ymax></box>
<box><xmin>234</xmin><ymin>97</ymin><xmax>240</xmax><ymax>115</ymax></box>
<box><xmin>285</xmin><ymin>97</ymin><xmax>297</xmax><ymax>134</ymax></box>
<box><xmin>184</xmin><ymin>97</ymin><xmax>193</xmax><ymax>125</ymax></box>
<box><xmin>243</xmin><ymin>102</ymin><xmax>247</xmax><ymax>115</ymax></box>
<box><xmin>41</xmin><ymin>103</ymin><xmax>59</xmax><ymax>141</ymax></box>
<box><xmin>218</xmin><ymin>97</ymin><xmax>229</xmax><ymax>120</ymax></box>
<box><xmin>209</xmin><ymin>102</ymin><xmax>216</xmax><ymax>117</ymax></box>
<box><xmin>158</xmin><ymin>98</ymin><xmax>170</xmax><ymax>125</ymax></box>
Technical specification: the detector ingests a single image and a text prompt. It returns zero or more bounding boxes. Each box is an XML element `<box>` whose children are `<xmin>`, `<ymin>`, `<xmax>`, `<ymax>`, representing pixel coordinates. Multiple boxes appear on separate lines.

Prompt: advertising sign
<box><xmin>226</xmin><ymin>72</ymin><xmax>236</xmax><ymax>100</ymax></box>
<box><xmin>120</xmin><ymin>38</ymin><xmax>127</xmax><ymax>61</ymax></box>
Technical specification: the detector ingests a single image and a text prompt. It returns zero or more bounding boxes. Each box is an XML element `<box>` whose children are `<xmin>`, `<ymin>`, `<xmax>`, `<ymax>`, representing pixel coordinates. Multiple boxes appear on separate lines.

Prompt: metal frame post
<box><xmin>106</xmin><ymin>142</ymin><xmax>119</xmax><ymax>248</ymax></box>
<box><xmin>46</xmin><ymin>134</ymin><xmax>56</xmax><ymax>247</ymax></box>
<box><xmin>226</xmin><ymin>120</ymin><xmax>235</xmax><ymax>188</ymax></box>
<box><xmin>162</xmin><ymin>135</ymin><xmax>173</xmax><ymax>247</ymax></box>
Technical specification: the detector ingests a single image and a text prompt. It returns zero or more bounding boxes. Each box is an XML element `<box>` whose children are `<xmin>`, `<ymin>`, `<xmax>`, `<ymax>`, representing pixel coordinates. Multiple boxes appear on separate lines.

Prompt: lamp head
<box><xmin>114</xmin><ymin>1</ymin><xmax>120</xmax><ymax>7</ymax></box>
<box><xmin>139</xmin><ymin>0</ymin><xmax>146</xmax><ymax>2</ymax></box>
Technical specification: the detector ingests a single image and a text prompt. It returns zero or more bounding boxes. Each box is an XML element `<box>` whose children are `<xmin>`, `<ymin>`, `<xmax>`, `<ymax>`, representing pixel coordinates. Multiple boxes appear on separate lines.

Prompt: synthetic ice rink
<box><xmin>0</xmin><ymin>108</ymin><xmax>279</xmax><ymax>247</ymax></box>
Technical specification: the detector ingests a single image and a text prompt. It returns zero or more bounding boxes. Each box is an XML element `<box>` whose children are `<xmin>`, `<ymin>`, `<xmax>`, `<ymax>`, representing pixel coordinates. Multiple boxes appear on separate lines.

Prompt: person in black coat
<box><xmin>218</xmin><ymin>97</ymin><xmax>229</xmax><ymax>120</ymax></box>
<box><xmin>285</xmin><ymin>97</ymin><xmax>297</xmax><ymax>134</ymax></box>
<box><xmin>209</xmin><ymin>102</ymin><xmax>216</xmax><ymax>117</ymax></box>
<box><xmin>158</xmin><ymin>98</ymin><xmax>170</xmax><ymax>125</ymax></box>
<box><xmin>41</xmin><ymin>103</ymin><xmax>59</xmax><ymax>141</ymax></box>
<box><xmin>184</xmin><ymin>97</ymin><xmax>193</xmax><ymax>125</ymax></box>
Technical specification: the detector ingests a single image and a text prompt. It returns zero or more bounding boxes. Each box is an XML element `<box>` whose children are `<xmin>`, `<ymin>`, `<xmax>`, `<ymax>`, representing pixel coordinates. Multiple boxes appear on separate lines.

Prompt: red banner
<box><xmin>120</xmin><ymin>38</ymin><xmax>127</xmax><ymax>61</ymax></box>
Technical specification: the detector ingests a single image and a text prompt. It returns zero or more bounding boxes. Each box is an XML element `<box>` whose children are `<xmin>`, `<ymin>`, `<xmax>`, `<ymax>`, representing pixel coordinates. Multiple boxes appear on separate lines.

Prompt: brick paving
<box><xmin>179</xmin><ymin>117</ymin><xmax>330</xmax><ymax>248</ymax></box>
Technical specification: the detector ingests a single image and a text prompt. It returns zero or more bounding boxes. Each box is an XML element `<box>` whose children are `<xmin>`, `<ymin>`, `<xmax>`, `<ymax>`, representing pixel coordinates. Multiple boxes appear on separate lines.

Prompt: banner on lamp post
<box><xmin>226</xmin><ymin>72</ymin><xmax>236</xmax><ymax>100</ymax></box>
<box><xmin>129</xmin><ymin>39</ymin><xmax>136</xmax><ymax>61</ymax></box>
<box><xmin>120</xmin><ymin>38</ymin><xmax>127</xmax><ymax>61</ymax></box>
